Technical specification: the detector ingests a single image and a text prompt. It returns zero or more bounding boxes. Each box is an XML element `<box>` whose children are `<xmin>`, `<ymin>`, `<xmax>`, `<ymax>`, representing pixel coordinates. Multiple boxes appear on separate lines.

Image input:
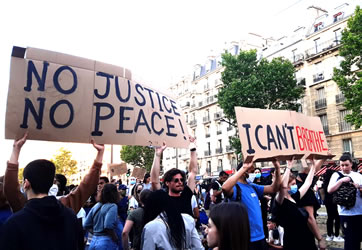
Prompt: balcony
<box><xmin>215</xmin><ymin>80</ymin><xmax>223</xmax><ymax>87</ymax></box>
<box><xmin>322</xmin><ymin>125</ymin><xmax>329</xmax><ymax>135</ymax></box>
<box><xmin>181</xmin><ymin>101</ymin><xmax>190</xmax><ymax>108</ymax></box>
<box><xmin>226</xmin><ymin>145</ymin><xmax>234</xmax><ymax>152</ymax></box>
<box><xmin>336</xmin><ymin>93</ymin><xmax>345</xmax><ymax>104</ymax></box>
<box><xmin>189</xmin><ymin>119</ymin><xmax>197</xmax><ymax>127</ymax></box>
<box><xmin>297</xmin><ymin>78</ymin><xmax>306</xmax><ymax>87</ymax></box>
<box><xmin>204</xmin><ymin>150</ymin><xmax>211</xmax><ymax>157</ymax></box>
<box><xmin>313</xmin><ymin>72</ymin><xmax>325</xmax><ymax>83</ymax></box>
<box><xmin>292</xmin><ymin>54</ymin><xmax>304</xmax><ymax>66</ymax></box>
<box><xmin>315</xmin><ymin>98</ymin><xmax>327</xmax><ymax>110</ymax></box>
<box><xmin>203</xmin><ymin>116</ymin><xmax>211</xmax><ymax>124</ymax></box>
<box><xmin>305</xmin><ymin>38</ymin><xmax>341</xmax><ymax>61</ymax></box>
<box><xmin>205</xmin><ymin>133</ymin><xmax>210</xmax><ymax>138</ymax></box>
<box><xmin>217</xmin><ymin>130</ymin><xmax>222</xmax><ymax>135</ymax></box>
<box><xmin>339</xmin><ymin>121</ymin><xmax>352</xmax><ymax>132</ymax></box>
<box><xmin>214</xmin><ymin>112</ymin><xmax>223</xmax><ymax>120</ymax></box>
<box><xmin>215</xmin><ymin>148</ymin><xmax>223</xmax><ymax>154</ymax></box>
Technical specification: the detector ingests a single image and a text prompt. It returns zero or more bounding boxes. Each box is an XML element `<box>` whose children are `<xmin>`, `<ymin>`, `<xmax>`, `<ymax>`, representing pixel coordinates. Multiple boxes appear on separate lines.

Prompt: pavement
<box><xmin>317</xmin><ymin>206</ymin><xmax>345</xmax><ymax>250</ymax></box>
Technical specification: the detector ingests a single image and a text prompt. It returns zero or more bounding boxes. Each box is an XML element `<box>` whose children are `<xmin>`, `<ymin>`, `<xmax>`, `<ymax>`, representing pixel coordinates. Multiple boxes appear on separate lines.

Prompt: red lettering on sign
<box><xmin>296</xmin><ymin>126</ymin><xmax>304</xmax><ymax>151</ymax></box>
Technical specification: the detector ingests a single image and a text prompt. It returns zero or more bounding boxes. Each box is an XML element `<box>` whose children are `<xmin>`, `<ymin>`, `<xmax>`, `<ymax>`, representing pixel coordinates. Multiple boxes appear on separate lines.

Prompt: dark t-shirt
<box><xmin>296</xmin><ymin>174</ymin><xmax>320</xmax><ymax>214</ymax></box>
<box><xmin>168</xmin><ymin>185</ymin><xmax>193</xmax><ymax>216</ymax></box>
<box><xmin>211</xmin><ymin>181</ymin><xmax>223</xmax><ymax>204</ymax></box>
<box><xmin>127</xmin><ymin>207</ymin><xmax>144</xmax><ymax>250</ymax></box>
<box><xmin>274</xmin><ymin>192</ymin><xmax>317</xmax><ymax>250</ymax></box>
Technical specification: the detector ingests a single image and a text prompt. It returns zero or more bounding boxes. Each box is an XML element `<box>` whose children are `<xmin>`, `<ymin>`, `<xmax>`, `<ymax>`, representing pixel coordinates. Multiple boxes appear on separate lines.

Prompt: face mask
<box><xmin>48</xmin><ymin>184</ymin><xmax>59</xmax><ymax>197</ymax></box>
<box><xmin>130</xmin><ymin>180</ymin><xmax>136</xmax><ymax>185</ymax></box>
<box><xmin>288</xmin><ymin>184</ymin><xmax>298</xmax><ymax>195</ymax></box>
<box><xmin>255</xmin><ymin>173</ymin><xmax>261</xmax><ymax>179</ymax></box>
<box><xmin>247</xmin><ymin>173</ymin><xmax>256</xmax><ymax>183</ymax></box>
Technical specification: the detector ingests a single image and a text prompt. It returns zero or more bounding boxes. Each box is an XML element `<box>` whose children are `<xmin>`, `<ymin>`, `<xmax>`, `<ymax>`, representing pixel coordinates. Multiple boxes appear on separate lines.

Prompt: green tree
<box><xmin>333</xmin><ymin>6</ymin><xmax>362</xmax><ymax>129</ymax></box>
<box><xmin>218</xmin><ymin>50</ymin><xmax>305</xmax><ymax>157</ymax></box>
<box><xmin>120</xmin><ymin>145</ymin><xmax>154</xmax><ymax>172</ymax></box>
<box><xmin>51</xmin><ymin>147</ymin><xmax>78</xmax><ymax>180</ymax></box>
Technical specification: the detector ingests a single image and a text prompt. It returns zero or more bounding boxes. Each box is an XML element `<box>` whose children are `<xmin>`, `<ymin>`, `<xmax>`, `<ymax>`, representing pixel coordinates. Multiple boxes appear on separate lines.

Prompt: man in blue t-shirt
<box><xmin>223</xmin><ymin>159</ymin><xmax>281</xmax><ymax>250</ymax></box>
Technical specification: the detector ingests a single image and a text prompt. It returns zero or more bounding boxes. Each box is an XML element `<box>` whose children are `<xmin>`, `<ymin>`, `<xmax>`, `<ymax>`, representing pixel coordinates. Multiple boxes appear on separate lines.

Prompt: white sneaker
<box><xmin>326</xmin><ymin>235</ymin><xmax>333</xmax><ymax>241</ymax></box>
<box><xmin>333</xmin><ymin>236</ymin><xmax>344</xmax><ymax>242</ymax></box>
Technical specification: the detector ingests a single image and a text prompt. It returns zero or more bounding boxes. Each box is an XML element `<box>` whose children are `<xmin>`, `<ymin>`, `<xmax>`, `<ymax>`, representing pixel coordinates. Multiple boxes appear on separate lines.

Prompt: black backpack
<box><xmin>332</xmin><ymin>172</ymin><xmax>357</xmax><ymax>209</ymax></box>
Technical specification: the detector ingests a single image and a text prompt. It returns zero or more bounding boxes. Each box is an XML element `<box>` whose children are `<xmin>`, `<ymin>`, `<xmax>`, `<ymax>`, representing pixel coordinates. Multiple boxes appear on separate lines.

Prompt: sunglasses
<box><xmin>172</xmin><ymin>178</ymin><xmax>184</xmax><ymax>183</ymax></box>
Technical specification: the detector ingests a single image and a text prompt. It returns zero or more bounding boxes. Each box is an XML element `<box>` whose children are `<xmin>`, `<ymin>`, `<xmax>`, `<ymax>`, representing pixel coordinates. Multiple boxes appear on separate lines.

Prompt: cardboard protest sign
<box><xmin>131</xmin><ymin>167</ymin><xmax>147</xmax><ymax>180</ymax></box>
<box><xmin>235</xmin><ymin>107</ymin><xmax>331</xmax><ymax>162</ymax></box>
<box><xmin>5</xmin><ymin>46</ymin><xmax>190</xmax><ymax>148</ymax></box>
<box><xmin>108</xmin><ymin>163</ymin><xmax>128</xmax><ymax>176</ymax></box>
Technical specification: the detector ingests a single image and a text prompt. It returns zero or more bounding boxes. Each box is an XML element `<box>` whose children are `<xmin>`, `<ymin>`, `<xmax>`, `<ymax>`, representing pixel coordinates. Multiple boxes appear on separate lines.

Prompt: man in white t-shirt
<box><xmin>328</xmin><ymin>154</ymin><xmax>362</xmax><ymax>250</ymax></box>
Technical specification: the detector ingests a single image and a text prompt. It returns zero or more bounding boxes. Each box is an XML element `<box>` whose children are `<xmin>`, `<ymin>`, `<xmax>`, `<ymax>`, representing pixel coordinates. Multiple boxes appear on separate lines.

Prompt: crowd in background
<box><xmin>0</xmin><ymin>133</ymin><xmax>361</xmax><ymax>250</ymax></box>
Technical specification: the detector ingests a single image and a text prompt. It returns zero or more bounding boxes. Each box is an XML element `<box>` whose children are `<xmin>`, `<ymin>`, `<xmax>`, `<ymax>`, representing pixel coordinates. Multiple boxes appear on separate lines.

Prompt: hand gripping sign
<box><xmin>235</xmin><ymin>107</ymin><xmax>333</xmax><ymax>162</ymax></box>
<box><xmin>5</xmin><ymin>46</ymin><xmax>190</xmax><ymax>148</ymax></box>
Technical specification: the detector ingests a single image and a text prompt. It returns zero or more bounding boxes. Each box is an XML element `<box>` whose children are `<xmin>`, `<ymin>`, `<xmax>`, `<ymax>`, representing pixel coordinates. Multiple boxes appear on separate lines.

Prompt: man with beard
<box><xmin>222</xmin><ymin>159</ymin><xmax>281</xmax><ymax>250</ymax></box>
<box><xmin>150</xmin><ymin>136</ymin><xmax>197</xmax><ymax>217</ymax></box>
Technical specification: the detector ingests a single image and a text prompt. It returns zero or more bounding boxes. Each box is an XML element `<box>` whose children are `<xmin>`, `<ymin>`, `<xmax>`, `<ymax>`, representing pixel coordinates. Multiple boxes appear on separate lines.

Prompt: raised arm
<box><xmin>59</xmin><ymin>139</ymin><xmax>104</xmax><ymax>213</ymax></box>
<box><xmin>263</xmin><ymin>160</ymin><xmax>281</xmax><ymax>194</ymax></box>
<box><xmin>299</xmin><ymin>159</ymin><xmax>324</xmax><ymax>199</ymax></box>
<box><xmin>187</xmin><ymin>136</ymin><xmax>197</xmax><ymax>191</ymax></box>
<box><xmin>222</xmin><ymin>161</ymin><xmax>253</xmax><ymax>197</ymax></box>
<box><xmin>4</xmin><ymin>133</ymin><xmax>28</xmax><ymax>212</ymax></box>
<box><xmin>275</xmin><ymin>159</ymin><xmax>293</xmax><ymax>205</ymax></box>
<box><xmin>150</xmin><ymin>142</ymin><xmax>167</xmax><ymax>191</ymax></box>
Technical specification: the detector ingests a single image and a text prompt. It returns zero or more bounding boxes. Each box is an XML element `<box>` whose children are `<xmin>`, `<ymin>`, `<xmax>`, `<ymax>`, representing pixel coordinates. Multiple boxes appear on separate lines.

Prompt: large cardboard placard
<box><xmin>131</xmin><ymin>167</ymin><xmax>147</xmax><ymax>180</ymax></box>
<box><xmin>235</xmin><ymin>107</ymin><xmax>331</xmax><ymax>162</ymax></box>
<box><xmin>5</xmin><ymin>47</ymin><xmax>190</xmax><ymax>148</ymax></box>
<box><xmin>108</xmin><ymin>163</ymin><xmax>128</xmax><ymax>176</ymax></box>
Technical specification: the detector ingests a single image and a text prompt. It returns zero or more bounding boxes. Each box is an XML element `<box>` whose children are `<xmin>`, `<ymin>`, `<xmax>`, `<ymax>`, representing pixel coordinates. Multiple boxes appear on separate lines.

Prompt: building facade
<box><xmin>163</xmin><ymin>2</ymin><xmax>361</xmax><ymax>175</ymax></box>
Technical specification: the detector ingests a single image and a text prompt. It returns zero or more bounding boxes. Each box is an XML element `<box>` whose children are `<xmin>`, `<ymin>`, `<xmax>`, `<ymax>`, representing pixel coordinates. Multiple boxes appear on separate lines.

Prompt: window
<box><xmin>217</xmin><ymin>159</ymin><xmax>223</xmax><ymax>172</ymax></box>
<box><xmin>339</xmin><ymin>110</ymin><xmax>352</xmax><ymax>132</ymax></box>
<box><xmin>207</xmin><ymin>142</ymin><xmax>211</xmax><ymax>153</ymax></box>
<box><xmin>343</xmin><ymin>139</ymin><xmax>353</xmax><ymax>155</ymax></box>
<box><xmin>231</xmin><ymin>157</ymin><xmax>237</xmax><ymax>168</ymax></box>
<box><xmin>317</xmin><ymin>87</ymin><xmax>325</xmax><ymax>100</ymax></box>
<box><xmin>207</xmin><ymin>161</ymin><xmax>211</xmax><ymax>173</ymax></box>
<box><xmin>319</xmin><ymin>114</ymin><xmax>329</xmax><ymax>135</ymax></box>
<box><xmin>333</xmin><ymin>28</ymin><xmax>342</xmax><ymax>44</ymax></box>
<box><xmin>218</xmin><ymin>139</ymin><xmax>222</xmax><ymax>149</ymax></box>
<box><xmin>314</xmin><ymin>22</ymin><xmax>324</xmax><ymax>32</ymax></box>
<box><xmin>333</xmin><ymin>12</ymin><xmax>344</xmax><ymax>23</ymax></box>
<box><xmin>314</xmin><ymin>38</ymin><xmax>320</xmax><ymax>54</ymax></box>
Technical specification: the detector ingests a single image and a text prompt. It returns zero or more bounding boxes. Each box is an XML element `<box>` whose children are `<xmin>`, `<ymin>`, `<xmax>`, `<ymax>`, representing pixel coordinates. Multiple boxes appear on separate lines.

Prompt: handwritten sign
<box><xmin>235</xmin><ymin>107</ymin><xmax>331</xmax><ymax>162</ymax></box>
<box><xmin>131</xmin><ymin>167</ymin><xmax>147</xmax><ymax>180</ymax></box>
<box><xmin>5</xmin><ymin>47</ymin><xmax>189</xmax><ymax>148</ymax></box>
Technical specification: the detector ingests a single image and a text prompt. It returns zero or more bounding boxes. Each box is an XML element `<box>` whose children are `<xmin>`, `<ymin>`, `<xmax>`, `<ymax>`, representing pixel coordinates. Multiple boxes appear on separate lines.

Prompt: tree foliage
<box><xmin>333</xmin><ymin>6</ymin><xmax>362</xmax><ymax>128</ymax></box>
<box><xmin>120</xmin><ymin>145</ymin><xmax>154</xmax><ymax>172</ymax></box>
<box><xmin>51</xmin><ymin>147</ymin><xmax>78</xmax><ymax>180</ymax></box>
<box><xmin>218</xmin><ymin>50</ymin><xmax>305</xmax><ymax>157</ymax></box>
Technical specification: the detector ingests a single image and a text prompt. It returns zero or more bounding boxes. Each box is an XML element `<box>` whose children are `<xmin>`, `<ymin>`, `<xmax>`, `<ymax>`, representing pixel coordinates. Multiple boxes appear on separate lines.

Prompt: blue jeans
<box><xmin>89</xmin><ymin>235</ymin><xmax>118</xmax><ymax>250</ymax></box>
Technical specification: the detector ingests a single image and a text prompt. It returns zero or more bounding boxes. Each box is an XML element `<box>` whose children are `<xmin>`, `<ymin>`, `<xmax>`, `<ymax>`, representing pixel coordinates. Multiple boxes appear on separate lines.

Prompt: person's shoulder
<box><xmin>181</xmin><ymin>213</ymin><xmax>195</xmax><ymax>223</ymax></box>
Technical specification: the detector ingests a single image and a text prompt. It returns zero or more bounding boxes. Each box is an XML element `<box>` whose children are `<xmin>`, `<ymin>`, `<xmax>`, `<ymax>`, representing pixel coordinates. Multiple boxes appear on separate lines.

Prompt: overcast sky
<box><xmin>0</xmin><ymin>0</ymin><xmax>355</xmax><ymax>175</ymax></box>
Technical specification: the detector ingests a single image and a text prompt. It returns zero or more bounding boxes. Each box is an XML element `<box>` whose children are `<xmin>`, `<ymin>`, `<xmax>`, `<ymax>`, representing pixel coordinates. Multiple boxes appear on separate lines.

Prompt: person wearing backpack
<box><xmin>222</xmin><ymin>159</ymin><xmax>281</xmax><ymax>250</ymax></box>
<box><xmin>328</xmin><ymin>154</ymin><xmax>362</xmax><ymax>250</ymax></box>
<box><xmin>210</xmin><ymin>171</ymin><xmax>229</xmax><ymax>209</ymax></box>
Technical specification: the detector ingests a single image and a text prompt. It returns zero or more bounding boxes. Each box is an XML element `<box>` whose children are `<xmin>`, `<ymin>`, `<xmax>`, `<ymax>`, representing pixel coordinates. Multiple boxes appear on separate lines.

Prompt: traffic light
<box><xmin>126</xmin><ymin>169</ymin><xmax>130</xmax><ymax>177</ymax></box>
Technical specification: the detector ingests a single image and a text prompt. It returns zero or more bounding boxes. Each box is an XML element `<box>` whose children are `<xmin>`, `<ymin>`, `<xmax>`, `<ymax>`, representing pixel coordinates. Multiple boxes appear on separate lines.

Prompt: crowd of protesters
<box><xmin>0</xmin><ymin>132</ymin><xmax>361</xmax><ymax>250</ymax></box>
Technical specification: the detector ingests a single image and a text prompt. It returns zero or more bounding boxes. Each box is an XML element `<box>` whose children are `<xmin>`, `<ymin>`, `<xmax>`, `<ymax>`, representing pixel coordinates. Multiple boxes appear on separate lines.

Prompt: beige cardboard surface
<box><xmin>235</xmin><ymin>107</ymin><xmax>330</xmax><ymax>162</ymax></box>
<box><xmin>6</xmin><ymin>47</ymin><xmax>189</xmax><ymax>148</ymax></box>
<box><xmin>131</xmin><ymin>167</ymin><xmax>147</xmax><ymax>179</ymax></box>
<box><xmin>108</xmin><ymin>163</ymin><xmax>128</xmax><ymax>175</ymax></box>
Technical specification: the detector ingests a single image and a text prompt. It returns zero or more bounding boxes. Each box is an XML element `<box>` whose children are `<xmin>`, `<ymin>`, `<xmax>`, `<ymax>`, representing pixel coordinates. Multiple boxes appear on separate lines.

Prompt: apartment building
<box><xmin>163</xmin><ymin>2</ymin><xmax>361</xmax><ymax>175</ymax></box>
<box><xmin>163</xmin><ymin>37</ymin><xmax>266</xmax><ymax>175</ymax></box>
<box><xmin>262</xmin><ymin>2</ymin><xmax>361</xmax><ymax>160</ymax></box>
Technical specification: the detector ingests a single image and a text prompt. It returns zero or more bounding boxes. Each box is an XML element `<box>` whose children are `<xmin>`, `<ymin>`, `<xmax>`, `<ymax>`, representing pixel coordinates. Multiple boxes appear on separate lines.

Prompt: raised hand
<box><xmin>91</xmin><ymin>138</ymin><xmax>104</xmax><ymax>152</ymax></box>
<box><xmin>155</xmin><ymin>142</ymin><xmax>167</xmax><ymax>157</ymax></box>
<box><xmin>13</xmin><ymin>133</ymin><xmax>28</xmax><ymax>150</ymax></box>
